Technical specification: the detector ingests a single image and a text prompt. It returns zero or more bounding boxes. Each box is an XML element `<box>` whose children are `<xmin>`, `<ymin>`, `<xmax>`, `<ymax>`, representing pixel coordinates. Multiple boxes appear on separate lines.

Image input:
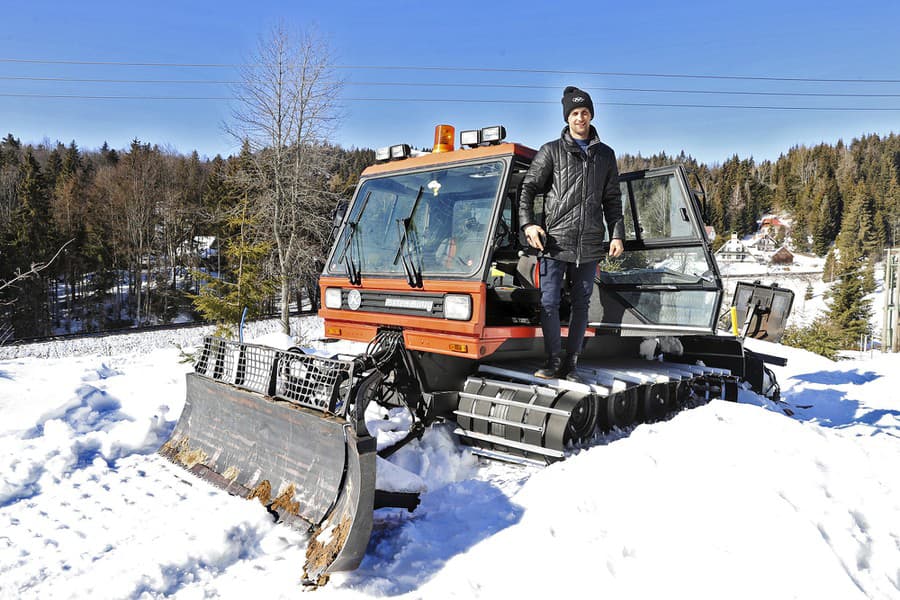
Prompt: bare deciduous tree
<box><xmin>0</xmin><ymin>239</ymin><xmax>74</xmax><ymax>295</ymax></box>
<box><xmin>228</xmin><ymin>24</ymin><xmax>343</xmax><ymax>335</ymax></box>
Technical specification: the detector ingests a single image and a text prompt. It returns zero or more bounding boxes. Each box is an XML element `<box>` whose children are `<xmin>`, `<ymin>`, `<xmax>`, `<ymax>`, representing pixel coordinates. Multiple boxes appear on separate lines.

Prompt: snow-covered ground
<box><xmin>2</xmin><ymin>318</ymin><xmax>899</xmax><ymax>599</ymax></box>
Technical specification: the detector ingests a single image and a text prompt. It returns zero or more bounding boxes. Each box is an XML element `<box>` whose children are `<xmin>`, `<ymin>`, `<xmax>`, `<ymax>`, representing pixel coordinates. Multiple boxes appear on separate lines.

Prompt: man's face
<box><xmin>567</xmin><ymin>107</ymin><xmax>592</xmax><ymax>140</ymax></box>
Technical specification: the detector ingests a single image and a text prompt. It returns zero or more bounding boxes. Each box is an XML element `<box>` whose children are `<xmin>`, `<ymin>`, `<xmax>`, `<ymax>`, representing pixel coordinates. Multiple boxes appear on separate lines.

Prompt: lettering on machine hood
<box><xmin>384</xmin><ymin>297</ymin><xmax>434</xmax><ymax>313</ymax></box>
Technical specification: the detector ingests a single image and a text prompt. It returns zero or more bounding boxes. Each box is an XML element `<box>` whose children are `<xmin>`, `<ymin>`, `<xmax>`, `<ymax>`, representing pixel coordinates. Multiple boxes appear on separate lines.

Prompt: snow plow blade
<box><xmin>159</xmin><ymin>338</ymin><xmax>375</xmax><ymax>584</ymax></box>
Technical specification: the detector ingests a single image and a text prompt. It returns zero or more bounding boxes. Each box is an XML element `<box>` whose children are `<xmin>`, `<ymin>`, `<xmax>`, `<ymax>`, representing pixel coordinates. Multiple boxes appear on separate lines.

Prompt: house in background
<box><xmin>770</xmin><ymin>246</ymin><xmax>794</xmax><ymax>265</ymax></box>
<box><xmin>715</xmin><ymin>233</ymin><xmax>754</xmax><ymax>263</ymax></box>
<box><xmin>747</xmin><ymin>234</ymin><xmax>779</xmax><ymax>252</ymax></box>
<box><xmin>759</xmin><ymin>215</ymin><xmax>791</xmax><ymax>242</ymax></box>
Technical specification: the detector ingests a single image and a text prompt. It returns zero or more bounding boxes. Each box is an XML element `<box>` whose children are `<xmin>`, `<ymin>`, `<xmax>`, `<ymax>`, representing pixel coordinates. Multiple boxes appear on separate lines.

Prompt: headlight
<box><xmin>324</xmin><ymin>288</ymin><xmax>342</xmax><ymax>309</ymax></box>
<box><xmin>444</xmin><ymin>294</ymin><xmax>472</xmax><ymax>321</ymax></box>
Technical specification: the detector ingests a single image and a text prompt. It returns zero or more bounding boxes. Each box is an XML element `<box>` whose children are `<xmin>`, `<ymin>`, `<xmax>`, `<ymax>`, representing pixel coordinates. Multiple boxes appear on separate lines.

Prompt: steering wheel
<box><xmin>435</xmin><ymin>238</ymin><xmax>472</xmax><ymax>268</ymax></box>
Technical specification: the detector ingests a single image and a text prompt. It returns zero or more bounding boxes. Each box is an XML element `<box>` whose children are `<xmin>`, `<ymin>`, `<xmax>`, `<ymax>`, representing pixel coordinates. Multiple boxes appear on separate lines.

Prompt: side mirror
<box><xmin>330</xmin><ymin>200</ymin><xmax>349</xmax><ymax>241</ymax></box>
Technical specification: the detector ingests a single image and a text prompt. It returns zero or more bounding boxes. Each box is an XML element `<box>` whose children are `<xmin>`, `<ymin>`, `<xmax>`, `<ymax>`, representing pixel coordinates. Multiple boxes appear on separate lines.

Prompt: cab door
<box><xmin>588</xmin><ymin>165</ymin><xmax>723</xmax><ymax>336</ymax></box>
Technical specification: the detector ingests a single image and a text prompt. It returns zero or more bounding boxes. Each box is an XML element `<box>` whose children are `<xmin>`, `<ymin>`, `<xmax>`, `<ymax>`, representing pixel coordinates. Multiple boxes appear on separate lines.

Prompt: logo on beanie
<box><xmin>573</xmin><ymin>97</ymin><xmax>585</xmax><ymax>103</ymax></box>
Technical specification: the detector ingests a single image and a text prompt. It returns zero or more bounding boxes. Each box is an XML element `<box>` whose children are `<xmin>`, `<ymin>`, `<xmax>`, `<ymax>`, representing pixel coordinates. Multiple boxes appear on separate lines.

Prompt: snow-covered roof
<box><xmin>747</xmin><ymin>234</ymin><xmax>778</xmax><ymax>249</ymax></box>
<box><xmin>715</xmin><ymin>233</ymin><xmax>749</xmax><ymax>254</ymax></box>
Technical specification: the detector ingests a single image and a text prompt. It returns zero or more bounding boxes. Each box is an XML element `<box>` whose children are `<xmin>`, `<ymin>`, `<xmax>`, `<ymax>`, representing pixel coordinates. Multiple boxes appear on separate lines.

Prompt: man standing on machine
<box><xmin>519</xmin><ymin>86</ymin><xmax>625</xmax><ymax>383</ymax></box>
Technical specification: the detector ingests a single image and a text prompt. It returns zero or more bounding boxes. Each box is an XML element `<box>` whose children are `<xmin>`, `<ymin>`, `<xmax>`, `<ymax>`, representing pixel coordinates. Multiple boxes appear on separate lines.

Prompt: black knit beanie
<box><xmin>561</xmin><ymin>86</ymin><xmax>594</xmax><ymax>121</ymax></box>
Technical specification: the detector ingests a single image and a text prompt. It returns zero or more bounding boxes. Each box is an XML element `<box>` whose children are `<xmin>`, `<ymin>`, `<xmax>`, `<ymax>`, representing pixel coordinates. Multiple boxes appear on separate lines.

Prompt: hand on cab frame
<box><xmin>524</xmin><ymin>224</ymin><xmax>546</xmax><ymax>251</ymax></box>
<box><xmin>608</xmin><ymin>238</ymin><xmax>624</xmax><ymax>257</ymax></box>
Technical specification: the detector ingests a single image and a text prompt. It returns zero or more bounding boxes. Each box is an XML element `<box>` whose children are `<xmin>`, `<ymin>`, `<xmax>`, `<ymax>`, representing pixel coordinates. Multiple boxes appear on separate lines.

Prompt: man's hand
<box><xmin>609</xmin><ymin>238</ymin><xmax>624</xmax><ymax>257</ymax></box>
<box><xmin>524</xmin><ymin>224</ymin><xmax>546</xmax><ymax>251</ymax></box>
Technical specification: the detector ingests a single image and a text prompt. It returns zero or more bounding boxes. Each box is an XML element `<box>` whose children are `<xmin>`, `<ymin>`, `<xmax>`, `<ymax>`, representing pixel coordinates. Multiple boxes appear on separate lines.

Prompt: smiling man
<box><xmin>518</xmin><ymin>86</ymin><xmax>625</xmax><ymax>383</ymax></box>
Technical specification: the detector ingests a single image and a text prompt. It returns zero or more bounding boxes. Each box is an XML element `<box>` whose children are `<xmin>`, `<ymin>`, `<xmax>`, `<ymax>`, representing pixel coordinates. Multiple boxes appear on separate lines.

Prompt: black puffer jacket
<box><xmin>519</xmin><ymin>126</ymin><xmax>625</xmax><ymax>264</ymax></box>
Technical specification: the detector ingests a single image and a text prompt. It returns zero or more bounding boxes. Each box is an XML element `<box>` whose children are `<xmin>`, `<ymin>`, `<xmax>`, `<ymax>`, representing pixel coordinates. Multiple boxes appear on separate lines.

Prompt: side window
<box><xmin>513</xmin><ymin>165</ymin><xmax>544</xmax><ymax>248</ymax></box>
<box><xmin>631</xmin><ymin>175</ymin><xmax>696</xmax><ymax>240</ymax></box>
<box><xmin>515</xmin><ymin>194</ymin><xmax>545</xmax><ymax>248</ymax></box>
<box><xmin>496</xmin><ymin>172</ymin><xmax>524</xmax><ymax>252</ymax></box>
<box><xmin>620</xmin><ymin>181</ymin><xmax>637</xmax><ymax>240</ymax></box>
<box><xmin>604</xmin><ymin>171</ymin><xmax>714</xmax><ymax>284</ymax></box>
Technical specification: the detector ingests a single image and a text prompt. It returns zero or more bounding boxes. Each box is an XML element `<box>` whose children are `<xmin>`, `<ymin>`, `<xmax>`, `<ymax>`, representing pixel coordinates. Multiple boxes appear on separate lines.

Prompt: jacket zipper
<box><xmin>577</xmin><ymin>156</ymin><xmax>587</xmax><ymax>267</ymax></box>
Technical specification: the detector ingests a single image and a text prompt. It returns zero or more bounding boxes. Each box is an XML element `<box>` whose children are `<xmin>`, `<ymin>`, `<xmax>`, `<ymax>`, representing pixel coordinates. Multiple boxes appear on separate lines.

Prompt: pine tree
<box><xmin>191</xmin><ymin>192</ymin><xmax>276</xmax><ymax>337</ymax></box>
<box><xmin>811</xmin><ymin>170</ymin><xmax>841</xmax><ymax>256</ymax></box>
<box><xmin>782</xmin><ymin>318</ymin><xmax>841</xmax><ymax>360</ymax></box>
<box><xmin>822</xmin><ymin>248</ymin><xmax>836</xmax><ymax>283</ymax></box>
<box><xmin>7</xmin><ymin>150</ymin><xmax>56</xmax><ymax>336</ymax></box>
<box><xmin>792</xmin><ymin>209</ymin><xmax>811</xmax><ymax>253</ymax></box>
<box><xmin>826</xmin><ymin>238</ymin><xmax>871</xmax><ymax>348</ymax></box>
<box><xmin>826</xmin><ymin>271</ymin><xmax>870</xmax><ymax>348</ymax></box>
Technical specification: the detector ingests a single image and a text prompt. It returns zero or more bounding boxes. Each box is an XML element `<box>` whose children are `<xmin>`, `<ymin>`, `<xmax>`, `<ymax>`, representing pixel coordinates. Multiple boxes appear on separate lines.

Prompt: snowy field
<box><xmin>2</xmin><ymin>319</ymin><xmax>900</xmax><ymax>599</ymax></box>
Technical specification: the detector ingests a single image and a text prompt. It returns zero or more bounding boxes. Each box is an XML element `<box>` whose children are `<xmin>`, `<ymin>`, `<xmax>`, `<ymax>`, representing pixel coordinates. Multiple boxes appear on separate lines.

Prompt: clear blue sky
<box><xmin>2</xmin><ymin>0</ymin><xmax>900</xmax><ymax>165</ymax></box>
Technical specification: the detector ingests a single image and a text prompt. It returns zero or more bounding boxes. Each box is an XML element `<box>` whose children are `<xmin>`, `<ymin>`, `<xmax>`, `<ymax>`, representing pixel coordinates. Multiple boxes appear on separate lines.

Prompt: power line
<box><xmin>0</xmin><ymin>57</ymin><xmax>238</xmax><ymax>68</ymax></box>
<box><xmin>352</xmin><ymin>83</ymin><xmax>900</xmax><ymax>99</ymax></box>
<box><xmin>3</xmin><ymin>56</ymin><xmax>900</xmax><ymax>83</ymax></box>
<box><xmin>0</xmin><ymin>93</ymin><xmax>232</xmax><ymax>100</ymax></box>
<box><xmin>5</xmin><ymin>75</ymin><xmax>900</xmax><ymax>98</ymax></box>
<box><xmin>347</xmin><ymin>99</ymin><xmax>900</xmax><ymax>111</ymax></box>
<box><xmin>0</xmin><ymin>75</ymin><xmax>240</xmax><ymax>84</ymax></box>
<box><xmin>3</xmin><ymin>92</ymin><xmax>900</xmax><ymax>111</ymax></box>
<box><xmin>338</xmin><ymin>65</ymin><xmax>900</xmax><ymax>85</ymax></box>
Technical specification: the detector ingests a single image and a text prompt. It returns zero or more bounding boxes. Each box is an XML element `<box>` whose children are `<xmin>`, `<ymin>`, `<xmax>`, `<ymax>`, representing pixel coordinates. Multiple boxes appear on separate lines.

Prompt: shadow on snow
<box><xmin>782</xmin><ymin>369</ymin><xmax>899</xmax><ymax>436</ymax></box>
<box><xmin>790</xmin><ymin>369</ymin><xmax>880</xmax><ymax>387</ymax></box>
<box><xmin>2</xmin><ymin>384</ymin><xmax>177</xmax><ymax>509</ymax></box>
<box><xmin>23</xmin><ymin>384</ymin><xmax>132</xmax><ymax>440</ymax></box>
<box><xmin>343</xmin><ymin>478</ymin><xmax>524</xmax><ymax>596</ymax></box>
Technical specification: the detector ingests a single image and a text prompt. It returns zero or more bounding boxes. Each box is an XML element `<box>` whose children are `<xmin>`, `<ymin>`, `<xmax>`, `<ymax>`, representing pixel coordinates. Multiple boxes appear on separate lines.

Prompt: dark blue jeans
<box><xmin>538</xmin><ymin>257</ymin><xmax>598</xmax><ymax>357</ymax></box>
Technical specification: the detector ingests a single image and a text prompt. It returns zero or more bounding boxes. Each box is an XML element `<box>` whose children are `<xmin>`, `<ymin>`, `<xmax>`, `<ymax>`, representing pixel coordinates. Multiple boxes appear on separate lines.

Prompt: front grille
<box><xmin>340</xmin><ymin>289</ymin><xmax>446</xmax><ymax>318</ymax></box>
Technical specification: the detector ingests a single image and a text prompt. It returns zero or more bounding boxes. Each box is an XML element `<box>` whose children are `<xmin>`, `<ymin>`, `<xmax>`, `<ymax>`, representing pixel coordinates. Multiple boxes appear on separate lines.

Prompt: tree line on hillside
<box><xmin>2</xmin><ymin>130</ymin><xmax>898</xmax><ymax>350</ymax></box>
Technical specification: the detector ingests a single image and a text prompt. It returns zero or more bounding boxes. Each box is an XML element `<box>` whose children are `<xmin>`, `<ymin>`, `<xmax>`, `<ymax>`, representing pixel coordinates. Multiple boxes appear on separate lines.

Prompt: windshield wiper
<box><xmin>393</xmin><ymin>186</ymin><xmax>425</xmax><ymax>288</ymax></box>
<box><xmin>336</xmin><ymin>191</ymin><xmax>371</xmax><ymax>285</ymax></box>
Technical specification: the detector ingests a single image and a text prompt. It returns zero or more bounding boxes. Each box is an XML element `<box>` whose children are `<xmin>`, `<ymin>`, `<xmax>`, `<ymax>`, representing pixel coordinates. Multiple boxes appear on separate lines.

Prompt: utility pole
<box><xmin>883</xmin><ymin>248</ymin><xmax>900</xmax><ymax>352</ymax></box>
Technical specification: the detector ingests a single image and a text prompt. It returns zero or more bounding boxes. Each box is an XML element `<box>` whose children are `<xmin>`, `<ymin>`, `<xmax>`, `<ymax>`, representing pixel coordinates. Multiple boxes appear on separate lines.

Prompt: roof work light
<box><xmin>460</xmin><ymin>129</ymin><xmax>481</xmax><ymax>148</ymax></box>
<box><xmin>375</xmin><ymin>146</ymin><xmax>391</xmax><ymax>162</ymax></box>
<box><xmin>375</xmin><ymin>144</ymin><xmax>411</xmax><ymax>162</ymax></box>
<box><xmin>460</xmin><ymin>125</ymin><xmax>507</xmax><ymax>148</ymax></box>
<box><xmin>481</xmin><ymin>126</ymin><xmax>506</xmax><ymax>144</ymax></box>
<box><xmin>390</xmin><ymin>144</ymin><xmax>411</xmax><ymax>160</ymax></box>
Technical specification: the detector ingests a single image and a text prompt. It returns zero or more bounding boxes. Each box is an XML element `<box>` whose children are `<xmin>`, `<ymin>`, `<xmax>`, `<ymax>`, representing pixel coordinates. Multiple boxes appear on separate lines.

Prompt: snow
<box><xmin>2</xmin><ymin>321</ymin><xmax>900</xmax><ymax>599</ymax></box>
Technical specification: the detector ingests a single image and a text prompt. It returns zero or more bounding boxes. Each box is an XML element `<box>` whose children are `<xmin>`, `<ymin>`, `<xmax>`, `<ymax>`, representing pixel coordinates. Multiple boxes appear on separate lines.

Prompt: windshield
<box><xmin>329</xmin><ymin>160</ymin><xmax>504</xmax><ymax>277</ymax></box>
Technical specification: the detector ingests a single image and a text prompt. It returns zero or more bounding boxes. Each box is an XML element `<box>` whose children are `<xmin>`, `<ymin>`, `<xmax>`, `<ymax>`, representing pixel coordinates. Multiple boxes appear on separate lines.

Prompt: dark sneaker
<box><xmin>565</xmin><ymin>369</ymin><xmax>589</xmax><ymax>385</ymax></box>
<box><xmin>560</xmin><ymin>354</ymin><xmax>589</xmax><ymax>384</ymax></box>
<box><xmin>534</xmin><ymin>355</ymin><xmax>562</xmax><ymax>379</ymax></box>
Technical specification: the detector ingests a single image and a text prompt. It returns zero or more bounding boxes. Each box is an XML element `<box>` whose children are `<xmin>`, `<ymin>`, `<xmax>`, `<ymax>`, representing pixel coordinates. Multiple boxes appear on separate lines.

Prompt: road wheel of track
<box><xmin>545</xmin><ymin>391</ymin><xmax>595</xmax><ymax>457</ymax></box>
<box><xmin>672</xmin><ymin>380</ymin><xmax>693</xmax><ymax>409</ymax></box>
<box><xmin>640</xmin><ymin>383</ymin><xmax>669</xmax><ymax>423</ymax></box>
<box><xmin>563</xmin><ymin>394</ymin><xmax>599</xmax><ymax>444</ymax></box>
<box><xmin>598</xmin><ymin>388</ymin><xmax>638</xmax><ymax>431</ymax></box>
